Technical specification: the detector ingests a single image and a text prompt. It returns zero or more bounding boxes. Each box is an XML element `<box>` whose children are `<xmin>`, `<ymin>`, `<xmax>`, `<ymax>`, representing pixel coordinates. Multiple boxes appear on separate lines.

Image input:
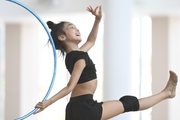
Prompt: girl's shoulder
<box><xmin>65</xmin><ymin>50</ymin><xmax>89</xmax><ymax>63</ymax></box>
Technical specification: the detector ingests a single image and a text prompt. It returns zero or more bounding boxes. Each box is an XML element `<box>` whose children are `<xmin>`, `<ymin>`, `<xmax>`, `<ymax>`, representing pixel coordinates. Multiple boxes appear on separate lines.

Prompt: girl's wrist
<box><xmin>49</xmin><ymin>99</ymin><xmax>53</xmax><ymax>105</ymax></box>
<box><xmin>95</xmin><ymin>18</ymin><xmax>101</xmax><ymax>23</ymax></box>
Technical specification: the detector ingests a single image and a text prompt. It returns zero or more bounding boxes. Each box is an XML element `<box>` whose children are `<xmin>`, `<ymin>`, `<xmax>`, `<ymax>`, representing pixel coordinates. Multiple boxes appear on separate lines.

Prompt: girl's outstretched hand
<box><xmin>34</xmin><ymin>99</ymin><xmax>52</xmax><ymax>114</ymax></box>
<box><xmin>87</xmin><ymin>5</ymin><xmax>102</xmax><ymax>22</ymax></box>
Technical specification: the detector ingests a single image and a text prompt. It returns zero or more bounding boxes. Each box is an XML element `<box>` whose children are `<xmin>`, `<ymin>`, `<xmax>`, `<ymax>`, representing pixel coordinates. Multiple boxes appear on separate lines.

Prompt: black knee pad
<box><xmin>119</xmin><ymin>95</ymin><xmax>139</xmax><ymax>112</ymax></box>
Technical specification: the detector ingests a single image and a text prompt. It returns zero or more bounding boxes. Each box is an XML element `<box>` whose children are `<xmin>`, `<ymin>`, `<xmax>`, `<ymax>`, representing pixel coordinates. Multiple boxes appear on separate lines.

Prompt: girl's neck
<box><xmin>64</xmin><ymin>41</ymin><xmax>80</xmax><ymax>53</ymax></box>
<box><xmin>65</xmin><ymin>46</ymin><xmax>80</xmax><ymax>53</ymax></box>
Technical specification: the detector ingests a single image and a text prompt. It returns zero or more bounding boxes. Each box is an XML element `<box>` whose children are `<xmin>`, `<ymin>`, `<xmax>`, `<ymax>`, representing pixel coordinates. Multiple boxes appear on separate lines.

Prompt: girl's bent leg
<box><xmin>101</xmin><ymin>96</ymin><xmax>139</xmax><ymax>120</ymax></box>
<box><xmin>101</xmin><ymin>100</ymin><xmax>124</xmax><ymax>120</ymax></box>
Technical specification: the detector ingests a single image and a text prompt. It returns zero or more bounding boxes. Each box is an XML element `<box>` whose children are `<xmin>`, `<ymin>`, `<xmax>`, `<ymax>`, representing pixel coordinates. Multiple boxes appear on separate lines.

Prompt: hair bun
<box><xmin>47</xmin><ymin>21</ymin><xmax>55</xmax><ymax>30</ymax></box>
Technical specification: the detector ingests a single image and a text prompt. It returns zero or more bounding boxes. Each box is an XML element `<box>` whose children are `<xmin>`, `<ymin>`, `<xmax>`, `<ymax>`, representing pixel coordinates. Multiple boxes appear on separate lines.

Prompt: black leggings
<box><xmin>66</xmin><ymin>94</ymin><xmax>103</xmax><ymax>120</ymax></box>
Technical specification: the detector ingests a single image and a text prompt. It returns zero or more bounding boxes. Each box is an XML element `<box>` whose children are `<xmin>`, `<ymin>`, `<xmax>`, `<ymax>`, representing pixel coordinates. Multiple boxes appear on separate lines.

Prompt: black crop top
<box><xmin>65</xmin><ymin>51</ymin><xmax>97</xmax><ymax>84</ymax></box>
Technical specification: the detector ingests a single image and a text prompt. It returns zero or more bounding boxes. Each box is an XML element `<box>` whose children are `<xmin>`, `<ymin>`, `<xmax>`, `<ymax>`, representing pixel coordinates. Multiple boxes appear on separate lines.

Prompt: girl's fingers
<box><xmin>89</xmin><ymin>5</ymin><xmax>93</xmax><ymax>10</ymax></box>
<box><xmin>87</xmin><ymin>5</ymin><xmax>103</xmax><ymax>18</ymax></box>
<box><xmin>94</xmin><ymin>6</ymin><xmax>99</xmax><ymax>13</ymax></box>
<box><xmin>33</xmin><ymin>109</ymin><xmax>43</xmax><ymax>115</ymax></box>
<box><xmin>86</xmin><ymin>8</ymin><xmax>91</xmax><ymax>12</ymax></box>
<box><xmin>35</xmin><ymin>102</ymin><xmax>44</xmax><ymax>109</ymax></box>
<box><xmin>99</xmin><ymin>5</ymin><xmax>102</xmax><ymax>13</ymax></box>
<box><xmin>87</xmin><ymin>6</ymin><xmax>92</xmax><ymax>10</ymax></box>
<box><xmin>35</xmin><ymin>104</ymin><xmax>41</xmax><ymax>108</ymax></box>
<box><xmin>86</xmin><ymin>6</ymin><xmax>93</xmax><ymax>12</ymax></box>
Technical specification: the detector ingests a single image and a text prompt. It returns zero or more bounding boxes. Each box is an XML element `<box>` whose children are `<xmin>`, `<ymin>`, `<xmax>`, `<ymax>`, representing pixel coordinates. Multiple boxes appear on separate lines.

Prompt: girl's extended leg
<box><xmin>100</xmin><ymin>71</ymin><xmax>178</xmax><ymax>120</ymax></box>
<box><xmin>139</xmin><ymin>71</ymin><xmax>177</xmax><ymax>110</ymax></box>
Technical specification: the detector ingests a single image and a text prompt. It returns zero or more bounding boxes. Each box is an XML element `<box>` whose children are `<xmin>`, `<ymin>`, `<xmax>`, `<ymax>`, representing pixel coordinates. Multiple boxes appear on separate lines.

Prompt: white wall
<box><xmin>1</xmin><ymin>0</ymin><xmax>180</xmax><ymax>21</ymax></box>
<box><xmin>0</xmin><ymin>0</ymin><xmax>103</xmax><ymax>22</ymax></box>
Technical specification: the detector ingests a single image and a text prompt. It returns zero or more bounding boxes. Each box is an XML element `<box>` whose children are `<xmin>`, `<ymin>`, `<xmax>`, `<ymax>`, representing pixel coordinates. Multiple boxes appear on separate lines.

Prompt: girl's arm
<box><xmin>34</xmin><ymin>59</ymin><xmax>86</xmax><ymax>114</ymax></box>
<box><xmin>80</xmin><ymin>5</ymin><xmax>102</xmax><ymax>52</ymax></box>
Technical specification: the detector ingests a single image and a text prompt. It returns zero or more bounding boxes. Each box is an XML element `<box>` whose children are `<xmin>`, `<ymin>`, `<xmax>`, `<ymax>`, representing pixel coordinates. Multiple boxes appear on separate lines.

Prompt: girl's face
<box><xmin>63</xmin><ymin>22</ymin><xmax>82</xmax><ymax>43</ymax></box>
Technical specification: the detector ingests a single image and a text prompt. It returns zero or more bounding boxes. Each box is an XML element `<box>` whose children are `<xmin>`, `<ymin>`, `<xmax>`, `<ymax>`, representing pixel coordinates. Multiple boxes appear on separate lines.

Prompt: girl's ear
<box><xmin>58</xmin><ymin>35</ymin><xmax>66</xmax><ymax>41</ymax></box>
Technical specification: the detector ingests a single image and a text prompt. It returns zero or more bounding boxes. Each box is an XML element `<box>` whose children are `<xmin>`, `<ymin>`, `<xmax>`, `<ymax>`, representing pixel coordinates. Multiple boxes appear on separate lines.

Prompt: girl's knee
<box><xmin>119</xmin><ymin>95</ymin><xmax>139</xmax><ymax>112</ymax></box>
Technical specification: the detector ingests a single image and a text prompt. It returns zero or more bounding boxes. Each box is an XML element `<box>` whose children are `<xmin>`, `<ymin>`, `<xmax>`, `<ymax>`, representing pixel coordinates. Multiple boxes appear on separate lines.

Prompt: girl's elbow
<box><xmin>67</xmin><ymin>84</ymin><xmax>75</xmax><ymax>92</ymax></box>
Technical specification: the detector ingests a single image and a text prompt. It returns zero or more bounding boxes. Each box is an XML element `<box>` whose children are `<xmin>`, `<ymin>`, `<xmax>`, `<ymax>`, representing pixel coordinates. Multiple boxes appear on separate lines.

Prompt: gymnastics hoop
<box><xmin>6</xmin><ymin>0</ymin><xmax>57</xmax><ymax>119</ymax></box>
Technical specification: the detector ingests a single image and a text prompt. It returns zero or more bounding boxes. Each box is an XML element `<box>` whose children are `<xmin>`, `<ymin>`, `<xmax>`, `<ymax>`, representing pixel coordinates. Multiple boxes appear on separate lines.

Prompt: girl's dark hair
<box><xmin>47</xmin><ymin>21</ymin><xmax>66</xmax><ymax>56</ymax></box>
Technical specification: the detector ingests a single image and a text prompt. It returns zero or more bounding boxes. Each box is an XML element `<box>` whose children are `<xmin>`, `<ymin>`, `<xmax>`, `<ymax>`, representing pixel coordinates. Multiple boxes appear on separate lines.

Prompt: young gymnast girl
<box><xmin>35</xmin><ymin>5</ymin><xmax>178</xmax><ymax>120</ymax></box>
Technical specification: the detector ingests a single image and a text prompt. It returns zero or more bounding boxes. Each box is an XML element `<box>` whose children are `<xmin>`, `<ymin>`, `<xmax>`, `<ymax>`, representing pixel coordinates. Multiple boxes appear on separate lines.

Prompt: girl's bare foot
<box><xmin>163</xmin><ymin>71</ymin><xmax>178</xmax><ymax>98</ymax></box>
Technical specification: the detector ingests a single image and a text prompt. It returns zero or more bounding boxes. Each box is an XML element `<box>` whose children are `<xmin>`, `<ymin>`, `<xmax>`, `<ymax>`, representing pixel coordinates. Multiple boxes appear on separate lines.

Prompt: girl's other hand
<box><xmin>34</xmin><ymin>99</ymin><xmax>52</xmax><ymax>114</ymax></box>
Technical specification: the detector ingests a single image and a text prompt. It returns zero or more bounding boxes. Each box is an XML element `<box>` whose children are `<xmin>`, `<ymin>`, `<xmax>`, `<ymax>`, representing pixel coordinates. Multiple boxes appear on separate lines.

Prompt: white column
<box><xmin>20</xmin><ymin>24</ymin><xmax>39</xmax><ymax>120</ymax></box>
<box><xmin>5</xmin><ymin>23</ymin><xmax>39</xmax><ymax>120</ymax></box>
<box><xmin>151</xmin><ymin>16</ymin><xmax>180</xmax><ymax>120</ymax></box>
<box><xmin>151</xmin><ymin>17</ymin><xmax>169</xmax><ymax>120</ymax></box>
<box><xmin>0</xmin><ymin>23</ymin><xmax>5</xmax><ymax>120</ymax></box>
<box><xmin>103</xmin><ymin>0</ymin><xmax>134</xmax><ymax>120</ymax></box>
<box><xmin>5</xmin><ymin>24</ymin><xmax>21</xmax><ymax>120</ymax></box>
<box><xmin>168</xmin><ymin>17</ymin><xmax>180</xmax><ymax>120</ymax></box>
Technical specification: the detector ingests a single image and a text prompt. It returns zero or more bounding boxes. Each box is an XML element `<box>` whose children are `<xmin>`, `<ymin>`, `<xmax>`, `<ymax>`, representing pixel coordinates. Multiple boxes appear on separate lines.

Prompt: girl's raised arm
<box><xmin>80</xmin><ymin>5</ymin><xmax>102</xmax><ymax>52</ymax></box>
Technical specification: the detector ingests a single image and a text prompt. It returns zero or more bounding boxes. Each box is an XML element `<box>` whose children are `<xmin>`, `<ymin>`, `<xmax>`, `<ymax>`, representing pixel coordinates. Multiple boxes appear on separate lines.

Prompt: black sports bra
<box><xmin>65</xmin><ymin>51</ymin><xmax>97</xmax><ymax>84</ymax></box>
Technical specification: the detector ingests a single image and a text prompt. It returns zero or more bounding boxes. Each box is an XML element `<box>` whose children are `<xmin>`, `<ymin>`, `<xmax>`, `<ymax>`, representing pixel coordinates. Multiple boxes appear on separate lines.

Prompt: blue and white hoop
<box><xmin>6</xmin><ymin>0</ymin><xmax>57</xmax><ymax>119</ymax></box>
